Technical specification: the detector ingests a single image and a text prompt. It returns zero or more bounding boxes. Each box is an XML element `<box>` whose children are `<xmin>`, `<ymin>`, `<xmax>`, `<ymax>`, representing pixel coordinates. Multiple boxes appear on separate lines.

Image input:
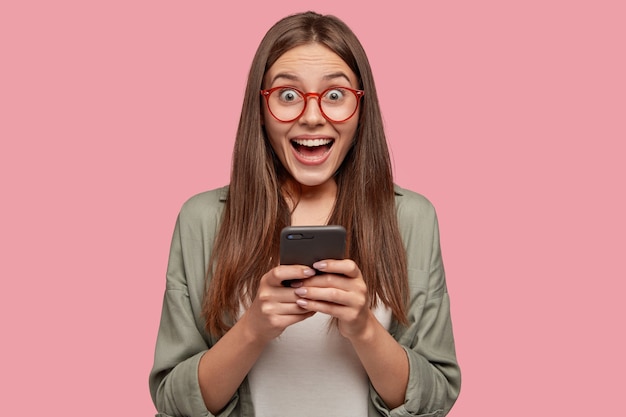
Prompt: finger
<box><xmin>252</xmin><ymin>289</ymin><xmax>317</xmax><ymax>316</ymax></box>
<box><xmin>296</xmin><ymin>274</ymin><xmax>366</xmax><ymax>292</ymax></box>
<box><xmin>266</xmin><ymin>301</ymin><xmax>319</xmax><ymax>316</ymax></box>
<box><xmin>295</xmin><ymin>284</ymin><xmax>368</xmax><ymax>309</ymax></box>
<box><xmin>300</xmin><ymin>273</ymin><xmax>354</xmax><ymax>291</ymax></box>
<box><xmin>244</xmin><ymin>306</ymin><xmax>315</xmax><ymax>340</ymax></box>
<box><xmin>281</xmin><ymin>279</ymin><xmax>304</xmax><ymax>288</ymax></box>
<box><xmin>256</xmin><ymin>284</ymin><xmax>308</xmax><ymax>304</ymax></box>
<box><xmin>312</xmin><ymin>259</ymin><xmax>361</xmax><ymax>278</ymax></box>
<box><xmin>295</xmin><ymin>297</ymin><xmax>348</xmax><ymax>318</ymax></box>
<box><xmin>264</xmin><ymin>264</ymin><xmax>316</xmax><ymax>287</ymax></box>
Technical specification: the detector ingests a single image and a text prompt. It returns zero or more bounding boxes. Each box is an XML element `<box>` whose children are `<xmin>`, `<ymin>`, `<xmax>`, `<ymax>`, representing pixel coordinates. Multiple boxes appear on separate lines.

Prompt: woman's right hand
<box><xmin>199</xmin><ymin>264</ymin><xmax>316</xmax><ymax>413</ymax></box>
<box><xmin>240</xmin><ymin>265</ymin><xmax>317</xmax><ymax>343</ymax></box>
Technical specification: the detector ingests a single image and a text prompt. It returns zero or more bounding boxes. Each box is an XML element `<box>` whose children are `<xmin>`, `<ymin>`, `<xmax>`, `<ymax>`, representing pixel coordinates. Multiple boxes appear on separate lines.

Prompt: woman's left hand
<box><xmin>293</xmin><ymin>259</ymin><xmax>374</xmax><ymax>340</ymax></box>
<box><xmin>295</xmin><ymin>259</ymin><xmax>410</xmax><ymax>409</ymax></box>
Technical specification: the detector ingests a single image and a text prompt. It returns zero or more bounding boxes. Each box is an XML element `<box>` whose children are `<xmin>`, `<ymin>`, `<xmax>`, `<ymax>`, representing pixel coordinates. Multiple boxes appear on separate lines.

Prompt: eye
<box><xmin>323</xmin><ymin>88</ymin><xmax>347</xmax><ymax>102</ymax></box>
<box><xmin>277</xmin><ymin>88</ymin><xmax>302</xmax><ymax>103</ymax></box>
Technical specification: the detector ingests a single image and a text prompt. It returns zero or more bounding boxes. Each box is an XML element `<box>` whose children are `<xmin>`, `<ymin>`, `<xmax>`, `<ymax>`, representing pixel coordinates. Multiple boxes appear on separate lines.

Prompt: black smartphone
<box><xmin>279</xmin><ymin>225</ymin><xmax>346</xmax><ymax>285</ymax></box>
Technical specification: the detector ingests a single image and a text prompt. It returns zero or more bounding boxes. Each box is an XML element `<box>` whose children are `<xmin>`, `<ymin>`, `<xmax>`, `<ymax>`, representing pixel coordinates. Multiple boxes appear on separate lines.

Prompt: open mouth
<box><xmin>291</xmin><ymin>138</ymin><xmax>334</xmax><ymax>160</ymax></box>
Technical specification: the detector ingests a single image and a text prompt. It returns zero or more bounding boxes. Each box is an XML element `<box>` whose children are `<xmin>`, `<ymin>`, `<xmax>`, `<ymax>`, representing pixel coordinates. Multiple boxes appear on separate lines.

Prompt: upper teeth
<box><xmin>293</xmin><ymin>138</ymin><xmax>333</xmax><ymax>147</ymax></box>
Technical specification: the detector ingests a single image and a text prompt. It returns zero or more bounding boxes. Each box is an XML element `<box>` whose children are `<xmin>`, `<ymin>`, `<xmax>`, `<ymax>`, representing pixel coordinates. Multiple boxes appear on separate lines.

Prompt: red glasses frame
<box><xmin>260</xmin><ymin>86</ymin><xmax>365</xmax><ymax>123</ymax></box>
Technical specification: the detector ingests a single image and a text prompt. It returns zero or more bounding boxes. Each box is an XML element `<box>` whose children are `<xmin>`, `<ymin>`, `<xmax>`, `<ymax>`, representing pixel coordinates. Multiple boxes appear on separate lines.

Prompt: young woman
<box><xmin>150</xmin><ymin>11</ymin><xmax>461</xmax><ymax>417</ymax></box>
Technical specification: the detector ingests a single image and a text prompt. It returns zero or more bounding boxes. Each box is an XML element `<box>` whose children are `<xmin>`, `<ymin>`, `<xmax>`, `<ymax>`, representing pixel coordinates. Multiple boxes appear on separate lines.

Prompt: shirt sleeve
<box><xmin>371</xmin><ymin>190</ymin><xmax>461</xmax><ymax>416</ymax></box>
<box><xmin>149</xmin><ymin>202</ymin><xmax>239</xmax><ymax>417</ymax></box>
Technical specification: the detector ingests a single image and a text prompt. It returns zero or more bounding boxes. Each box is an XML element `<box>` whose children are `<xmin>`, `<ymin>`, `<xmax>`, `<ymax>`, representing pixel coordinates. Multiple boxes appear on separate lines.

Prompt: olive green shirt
<box><xmin>149</xmin><ymin>185</ymin><xmax>461</xmax><ymax>416</ymax></box>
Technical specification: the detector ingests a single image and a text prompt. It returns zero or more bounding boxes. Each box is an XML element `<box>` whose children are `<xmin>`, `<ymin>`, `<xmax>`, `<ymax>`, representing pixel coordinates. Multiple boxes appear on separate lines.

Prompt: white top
<box><xmin>247</xmin><ymin>305</ymin><xmax>392</xmax><ymax>417</ymax></box>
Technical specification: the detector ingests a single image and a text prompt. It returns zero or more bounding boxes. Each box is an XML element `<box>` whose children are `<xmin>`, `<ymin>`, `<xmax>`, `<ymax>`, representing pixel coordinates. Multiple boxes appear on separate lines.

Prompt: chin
<box><xmin>290</xmin><ymin>172</ymin><xmax>334</xmax><ymax>188</ymax></box>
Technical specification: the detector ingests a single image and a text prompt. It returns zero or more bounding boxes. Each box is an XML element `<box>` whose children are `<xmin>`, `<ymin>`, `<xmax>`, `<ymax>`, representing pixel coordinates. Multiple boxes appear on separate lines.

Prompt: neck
<box><xmin>284</xmin><ymin>179</ymin><xmax>337</xmax><ymax>226</ymax></box>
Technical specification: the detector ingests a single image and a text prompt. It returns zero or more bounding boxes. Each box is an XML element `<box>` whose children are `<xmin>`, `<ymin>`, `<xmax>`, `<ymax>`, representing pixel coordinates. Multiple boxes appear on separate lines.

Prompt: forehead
<box><xmin>264</xmin><ymin>43</ymin><xmax>357</xmax><ymax>87</ymax></box>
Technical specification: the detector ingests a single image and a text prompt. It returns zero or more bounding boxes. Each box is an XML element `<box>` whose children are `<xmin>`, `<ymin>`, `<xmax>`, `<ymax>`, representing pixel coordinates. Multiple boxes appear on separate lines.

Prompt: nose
<box><xmin>298</xmin><ymin>95</ymin><xmax>326</xmax><ymax>126</ymax></box>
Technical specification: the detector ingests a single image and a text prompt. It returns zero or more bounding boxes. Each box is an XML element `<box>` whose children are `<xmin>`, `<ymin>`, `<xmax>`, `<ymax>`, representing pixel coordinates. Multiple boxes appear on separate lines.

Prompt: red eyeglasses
<box><xmin>261</xmin><ymin>86</ymin><xmax>365</xmax><ymax>123</ymax></box>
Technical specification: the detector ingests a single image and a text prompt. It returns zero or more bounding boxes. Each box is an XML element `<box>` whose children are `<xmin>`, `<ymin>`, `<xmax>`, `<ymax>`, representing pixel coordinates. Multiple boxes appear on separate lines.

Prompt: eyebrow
<box><xmin>269</xmin><ymin>72</ymin><xmax>352</xmax><ymax>87</ymax></box>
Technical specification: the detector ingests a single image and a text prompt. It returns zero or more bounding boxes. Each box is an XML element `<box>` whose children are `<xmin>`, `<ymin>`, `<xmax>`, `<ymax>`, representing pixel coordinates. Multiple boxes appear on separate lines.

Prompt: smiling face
<box><xmin>262</xmin><ymin>43</ymin><xmax>360</xmax><ymax>193</ymax></box>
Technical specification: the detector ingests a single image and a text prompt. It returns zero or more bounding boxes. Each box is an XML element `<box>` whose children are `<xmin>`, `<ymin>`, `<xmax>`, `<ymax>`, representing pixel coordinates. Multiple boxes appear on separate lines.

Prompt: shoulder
<box><xmin>394</xmin><ymin>184</ymin><xmax>437</xmax><ymax>224</ymax></box>
<box><xmin>176</xmin><ymin>185</ymin><xmax>228</xmax><ymax>240</ymax></box>
<box><xmin>178</xmin><ymin>185</ymin><xmax>228</xmax><ymax>219</ymax></box>
<box><xmin>393</xmin><ymin>184</ymin><xmax>443</xmax><ymax>272</ymax></box>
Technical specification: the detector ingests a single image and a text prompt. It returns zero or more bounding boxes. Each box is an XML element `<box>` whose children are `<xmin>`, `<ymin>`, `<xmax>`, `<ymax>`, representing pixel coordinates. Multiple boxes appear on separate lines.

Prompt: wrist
<box><xmin>237</xmin><ymin>311</ymin><xmax>272</xmax><ymax>348</ymax></box>
<box><xmin>346</xmin><ymin>312</ymin><xmax>378</xmax><ymax>345</ymax></box>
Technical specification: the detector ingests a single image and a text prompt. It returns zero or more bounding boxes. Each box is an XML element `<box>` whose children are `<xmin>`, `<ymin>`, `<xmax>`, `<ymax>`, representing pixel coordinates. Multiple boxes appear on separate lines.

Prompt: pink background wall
<box><xmin>2</xmin><ymin>1</ymin><xmax>624</xmax><ymax>415</ymax></box>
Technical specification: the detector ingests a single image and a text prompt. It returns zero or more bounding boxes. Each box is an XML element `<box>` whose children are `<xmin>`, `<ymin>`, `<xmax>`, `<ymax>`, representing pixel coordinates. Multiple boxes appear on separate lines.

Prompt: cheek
<box><xmin>263</xmin><ymin>120</ymin><xmax>288</xmax><ymax>153</ymax></box>
<box><xmin>342</xmin><ymin>119</ymin><xmax>359</xmax><ymax>143</ymax></box>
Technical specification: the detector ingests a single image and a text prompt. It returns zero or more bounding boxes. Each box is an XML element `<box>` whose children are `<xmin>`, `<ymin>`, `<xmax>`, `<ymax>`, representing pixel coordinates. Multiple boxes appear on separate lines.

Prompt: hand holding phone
<box><xmin>279</xmin><ymin>225</ymin><xmax>346</xmax><ymax>285</ymax></box>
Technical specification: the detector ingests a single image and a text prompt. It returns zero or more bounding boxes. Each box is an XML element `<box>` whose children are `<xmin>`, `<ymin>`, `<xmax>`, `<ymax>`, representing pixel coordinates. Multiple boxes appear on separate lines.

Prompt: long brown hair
<box><xmin>203</xmin><ymin>11</ymin><xmax>408</xmax><ymax>336</ymax></box>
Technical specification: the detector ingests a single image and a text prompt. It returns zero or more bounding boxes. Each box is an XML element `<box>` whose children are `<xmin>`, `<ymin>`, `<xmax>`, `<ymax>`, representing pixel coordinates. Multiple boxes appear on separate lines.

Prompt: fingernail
<box><xmin>294</xmin><ymin>288</ymin><xmax>307</xmax><ymax>296</ymax></box>
<box><xmin>312</xmin><ymin>261</ymin><xmax>327</xmax><ymax>270</ymax></box>
<box><xmin>303</xmin><ymin>268</ymin><xmax>316</xmax><ymax>277</ymax></box>
<box><xmin>296</xmin><ymin>299</ymin><xmax>308</xmax><ymax>307</ymax></box>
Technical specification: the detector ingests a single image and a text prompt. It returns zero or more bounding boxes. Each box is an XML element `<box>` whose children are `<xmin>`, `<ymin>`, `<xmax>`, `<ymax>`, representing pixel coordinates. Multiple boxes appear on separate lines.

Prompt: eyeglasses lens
<box><xmin>267</xmin><ymin>88</ymin><xmax>359</xmax><ymax>122</ymax></box>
